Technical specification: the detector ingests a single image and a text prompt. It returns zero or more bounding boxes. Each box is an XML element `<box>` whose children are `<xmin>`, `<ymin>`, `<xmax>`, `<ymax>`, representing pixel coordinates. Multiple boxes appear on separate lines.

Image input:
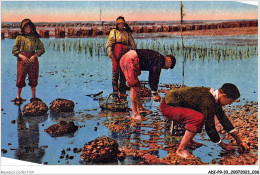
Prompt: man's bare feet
<box><xmin>132</xmin><ymin>114</ymin><xmax>143</xmax><ymax>120</ymax></box>
<box><xmin>132</xmin><ymin>114</ymin><xmax>148</xmax><ymax>121</ymax></box>
<box><xmin>138</xmin><ymin>107</ymin><xmax>153</xmax><ymax>115</ymax></box>
<box><xmin>176</xmin><ymin>149</ymin><xmax>194</xmax><ymax>159</ymax></box>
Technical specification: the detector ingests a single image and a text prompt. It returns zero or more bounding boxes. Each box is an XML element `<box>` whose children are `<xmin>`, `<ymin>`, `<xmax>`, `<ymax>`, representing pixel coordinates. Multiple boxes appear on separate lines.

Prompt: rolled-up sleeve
<box><xmin>12</xmin><ymin>36</ymin><xmax>21</xmax><ymax>57</ymax></box>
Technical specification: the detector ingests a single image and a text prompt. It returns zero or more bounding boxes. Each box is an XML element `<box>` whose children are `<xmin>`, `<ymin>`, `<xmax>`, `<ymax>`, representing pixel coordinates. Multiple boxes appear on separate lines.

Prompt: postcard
<box><xmin>1</xmin><ymin>1</ymin><xmax>258</xmax><ymax>174</ymax></box>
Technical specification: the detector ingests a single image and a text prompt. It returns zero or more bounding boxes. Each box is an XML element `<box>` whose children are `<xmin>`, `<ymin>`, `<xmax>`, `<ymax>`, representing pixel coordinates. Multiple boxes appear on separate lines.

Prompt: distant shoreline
<box><xmin>1</xmin><ymin>19</ymin><xmax>258</xmax><ymax>25</ymax></box>
<box><xmin>1</xmin><ymin>20</ymin><xmax>258</xmax><ymax>39</ymax></box>
<box><xmin>164</xmin><ymin>27</ymin><xmax>258</xmax><ymax>36</ymax></box>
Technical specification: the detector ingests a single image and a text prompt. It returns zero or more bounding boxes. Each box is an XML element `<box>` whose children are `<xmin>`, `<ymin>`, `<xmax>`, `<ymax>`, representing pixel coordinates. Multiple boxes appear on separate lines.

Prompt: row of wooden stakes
<box><xmin>2</xmin><ymin>20</ymin><xmax>258</xmax><ymax>39</ymax></box>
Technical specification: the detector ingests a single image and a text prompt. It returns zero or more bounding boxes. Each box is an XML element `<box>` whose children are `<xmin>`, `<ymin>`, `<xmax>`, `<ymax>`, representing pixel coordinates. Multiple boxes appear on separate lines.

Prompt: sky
<box><xmin>1</xmin><ymin>1</ymin><xmax>258</xmax><ymax>22</ymax></box>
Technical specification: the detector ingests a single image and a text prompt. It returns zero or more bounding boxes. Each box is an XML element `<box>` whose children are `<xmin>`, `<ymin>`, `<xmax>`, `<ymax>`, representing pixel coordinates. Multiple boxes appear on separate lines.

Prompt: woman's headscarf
<box><xmin>115</xmin><ymin>16</ymin><xmax>133</xmax><ymax>33</ymax></box>
<box><xmin>20</xmin><ymin>19</ymin><xmax>41</xmax><ymax>38</ymax></box>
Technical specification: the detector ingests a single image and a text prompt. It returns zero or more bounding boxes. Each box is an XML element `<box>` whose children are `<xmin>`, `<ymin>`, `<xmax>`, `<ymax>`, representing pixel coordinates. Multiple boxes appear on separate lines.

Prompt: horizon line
<box><xmin>2</xmin><ymin>19</ymin><xmax>258</xmax><ymax>23</ymax></box>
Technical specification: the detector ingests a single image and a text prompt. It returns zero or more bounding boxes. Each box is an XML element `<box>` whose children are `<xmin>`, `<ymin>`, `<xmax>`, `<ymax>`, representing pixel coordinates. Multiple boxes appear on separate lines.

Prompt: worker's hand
<box><xmin>19</xmin><ymin>54</ymin><xmax>30</xmax><ymax>64</ymax></box>
<box><xmin>219</xmin><ymin>142</ymin><xmax>235</xmax><ymax>152</ymax></box>
<box><xmin>108</xmin><ymin>47</ymin><xmax>114</xmax><ymax>59</ymax></box>
<box><xmin>153</xmin><ymin>94</ymin><xmax>161</xmax><ymax>102</ymax></box>
<box><xmin>238</xmin><ymin>141</ymin><xmax>249</xmax><ymax>153</ymax></box>
<box><xmin>20</xmin><ymin>55</ymin><xmax>28</xmax><ymax>61</ymax></box>
<box><xmin>108</xmin><ymin>52</ymin><xmax>116</xmax><ymax>59</ymax></box>
<box><xmin>108</xmin><ymin>52</ymin><xmax>112</xmax><ymax>58</ymax></box>
<box><xmin>29</xmin><ymin>54</ymin><xmax>38</xmax><ymax>62</ymax></box>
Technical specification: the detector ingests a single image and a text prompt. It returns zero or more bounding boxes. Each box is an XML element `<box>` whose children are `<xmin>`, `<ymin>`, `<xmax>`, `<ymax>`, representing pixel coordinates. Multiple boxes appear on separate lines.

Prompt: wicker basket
<box><xmin>99</xmin><ymin>93</ymin><xmax>128</xmax><ymax>112</ymax></box>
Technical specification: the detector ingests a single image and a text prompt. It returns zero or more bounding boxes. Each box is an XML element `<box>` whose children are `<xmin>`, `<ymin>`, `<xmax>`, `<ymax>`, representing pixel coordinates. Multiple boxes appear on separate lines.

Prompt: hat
<box><xmin>166</xmin><ymin>55</ymin><xmax>176</xmax><ymax>69</ymax></box>
<box><xmin>21</xmin><ymin>19</ymin><xmax>32</xmax><ymax>30</ymax></box>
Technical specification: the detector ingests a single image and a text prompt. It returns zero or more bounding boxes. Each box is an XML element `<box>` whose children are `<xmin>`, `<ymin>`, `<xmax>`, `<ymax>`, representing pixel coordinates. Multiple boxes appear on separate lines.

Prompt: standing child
<box><xmin>160</xmin><ymin>83</ymin><xmax>249</xmax><ymax>159</ymax></box>
<box><xmin>12</xmin><ymin>19</ymin><xmax>45</xmax><ymax>105</ymax></box>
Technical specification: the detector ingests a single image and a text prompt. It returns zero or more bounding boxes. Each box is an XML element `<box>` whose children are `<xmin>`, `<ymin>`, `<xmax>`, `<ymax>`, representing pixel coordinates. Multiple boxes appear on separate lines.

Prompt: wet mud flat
<box><xmin>102</xmin><ymin>84</ymin><xmax>258</xmax><ymax>165</ymax></box>
<box><xmin>1</xmin><ymin>83</ymin><xmax>258</xmax><ymax>165</ymax></box>
<box><xmin>216</xmin><ymin>101</ymin><xmax>258</xmax><ymax>165</ymax></box>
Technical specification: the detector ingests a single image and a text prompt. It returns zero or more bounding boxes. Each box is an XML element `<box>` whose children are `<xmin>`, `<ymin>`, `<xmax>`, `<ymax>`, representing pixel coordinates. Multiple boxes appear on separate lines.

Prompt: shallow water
<box><xmin>1</xmin><ymin>34</ymin><xmax>258</xmax><ymax>165</ymax></box>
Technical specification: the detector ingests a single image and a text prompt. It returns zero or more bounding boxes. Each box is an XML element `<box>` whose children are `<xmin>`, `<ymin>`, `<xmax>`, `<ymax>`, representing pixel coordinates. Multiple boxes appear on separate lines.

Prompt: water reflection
<box><xmin>15</xmin><ymin>105</ymin><xmax>48</xmax><ymax>164</ymax></box>
<box><xmin>48</xmin><ymin>111</ymin><xmax>78</xmax><ymax>138</ymax></box>
<box><xmin>105</xmin><ymin>111</ymin><xmax>145</xmax><ymax>165</ymax></box>
<box><xmin>124</xmin><ymin>124</ymin><xmax>143</xmax><ymax>165</ymax></box>
<box><xmin>106</xmin><ymin>111</ymin><xmax>131</xmax><ymax>147</ymax></box>
<box><xmin>50</xmin><ymin>111</ymin><xmax>75</xmax><ymax>122</ymax></box>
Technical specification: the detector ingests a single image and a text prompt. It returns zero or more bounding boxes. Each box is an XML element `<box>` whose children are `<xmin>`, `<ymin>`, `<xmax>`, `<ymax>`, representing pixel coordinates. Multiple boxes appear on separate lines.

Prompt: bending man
<box><xmin>120</xmin><ymin>49</ymin><xmax>176</xmax><ymax>120</ymax></box>
<box><xmin>160</xmin><ymin>83</ymin><xmax>249</xmax><ymax>159</ymax></box>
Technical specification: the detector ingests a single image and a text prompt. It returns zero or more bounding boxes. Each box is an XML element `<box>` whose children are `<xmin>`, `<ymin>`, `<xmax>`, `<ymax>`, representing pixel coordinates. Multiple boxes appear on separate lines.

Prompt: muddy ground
<box><xmin>103</xmin><ymin>84</ymin><xmax>258</xmax><ymax>165</ymax></box>
<box><xmin>26</xmin><ymin>84</ymin><xmax>257</xmax><ymax>165</ymax></box>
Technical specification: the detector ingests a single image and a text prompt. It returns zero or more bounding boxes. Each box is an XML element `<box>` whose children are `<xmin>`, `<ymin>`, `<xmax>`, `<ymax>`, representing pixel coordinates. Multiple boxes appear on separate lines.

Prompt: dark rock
<box><xmin>1</xmin><ymin>149</ymin><xmax>7</xmax><ymax>154</ymax></box>
<box><xmin>60</xmin><ymin>156</ymin><xmax>64</xmax><ymax>159</ymax></box>
<box><xmin>73</xmin><ymin>148</ymin><xmax>82</xmax><ymax>153</ymax></box>
<box><xmin>44</xmin><ymin>162</ymin><xmax>48</xmax><ymax>165</ymax></box>
<box><xmin>94</xmin><ymin>127</ymin><xmax>98</xmax><ymax>131</ymax></box>
<box><xmin>8</xmin><ymin>143</ymin><xmax>12</xmax><ymax>146</ymax></box>
<box><xmin>11</xmin><ymin>120</ymin><xmax>16</xmax><ymax>124</ymax></box>
<box><xmin>23</xmin><ymin>101</ymin><xmax>48</xmax><ymax>116</ymax></box>
<box><xmin>50</xmin><ymin>98</ymin><xmax>75</xmax><ymax>112</ymax></box>
<box><xmin>69</xmin><ymin>156</ymin><xmax>74</xmax><ymax>159</ymax></box>
<box><xmin>44</xmin><ymin>121</ymin><xmax>78</xmax><ymax>137</ymax></box>
<box><xmin>80</xmin><ymin>125</ymin><xmax>86</xmax><ymax>128</ymax></box>
<box><xmin>118</xmin><ymin>151</ymin><xmax>126</xmax><ymax>161</ymax></box>
<box><xmin>81</xmin><ymin>136</ymin><xmax>119</xmax><ymax>163</ymax></box>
